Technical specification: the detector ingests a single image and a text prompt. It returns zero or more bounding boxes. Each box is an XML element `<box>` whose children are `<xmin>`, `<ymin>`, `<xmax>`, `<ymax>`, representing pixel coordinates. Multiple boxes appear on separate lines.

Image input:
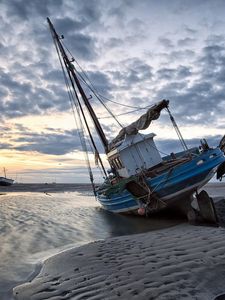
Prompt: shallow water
<box><xmin>0</xmin><ymin>188</ymin><xmax>182</xmax><ymax>299</ymax></box>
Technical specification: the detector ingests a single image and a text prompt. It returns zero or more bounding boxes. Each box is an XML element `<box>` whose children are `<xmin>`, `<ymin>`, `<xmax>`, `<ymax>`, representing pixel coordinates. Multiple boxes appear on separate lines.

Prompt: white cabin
<box><xmin>107</xmin><ymin>133</ymin><xmax>162</xmax><ymax>178</ymax></box>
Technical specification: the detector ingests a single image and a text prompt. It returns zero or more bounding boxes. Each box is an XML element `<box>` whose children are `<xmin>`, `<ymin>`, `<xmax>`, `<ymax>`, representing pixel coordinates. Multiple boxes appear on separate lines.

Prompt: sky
<box><xmin>0</xmin><ymin>0</ymin><xmax>225</xmax><ymax>183</ymax></box>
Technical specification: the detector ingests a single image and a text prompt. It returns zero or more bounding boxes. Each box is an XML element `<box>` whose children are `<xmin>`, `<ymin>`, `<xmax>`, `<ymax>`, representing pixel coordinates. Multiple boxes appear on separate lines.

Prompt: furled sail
<box><xmin>108</xmin><ymin>99</ymin><xmax>169</xmax><ymax>150</ymax></box>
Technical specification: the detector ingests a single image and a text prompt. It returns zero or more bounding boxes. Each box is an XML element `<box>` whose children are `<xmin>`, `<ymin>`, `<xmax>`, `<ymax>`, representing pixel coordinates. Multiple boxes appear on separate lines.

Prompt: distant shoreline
<box><xmin>0</xmin><ymin>181</ymin><xmax>225</xmax><ymax>194</ymax></box>
<box><xmin>0</xmin><ymin>183</ymin><xmax>93</xmax><ymax>193</ymax></box>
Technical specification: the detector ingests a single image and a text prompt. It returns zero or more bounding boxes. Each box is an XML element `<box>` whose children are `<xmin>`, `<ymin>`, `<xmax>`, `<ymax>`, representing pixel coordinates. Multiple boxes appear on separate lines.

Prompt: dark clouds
<box><xmin>0</xmin><ymin>1</ymin><xmax>106</xmax><ymax>122</ymax></box>
<box><xmin>3</xmin><ymin>0</ymin><xmax>63</xmax><ymax>20</ymax></box>
<box><xmin>84</xmin><ymin>70</ymin><xmax>113</xmax><ymax>97</ymax></box>
<box><xmin>109</xmin><ymin>58</ymin><xmax>152</xmax><ymax>91</ymax></box>
<box><xmin>8</xmin><ymin>128</ymin><xmax>83</xmax><ymax>155</ymax></box>
<box><xmin>145</xmin><ymin>32</ymin><xmax>225</xmax><ymax>129</ymax></box>
<box><xmin>2</xmin><ymin>124</ymin><xmax>105</xmax><ymax>156</ymax></box>
<box><xmin>158</xmin><ymin>37</ymin><xmax>174</xmax><ymax>49</ymax></box>
<box><xmin>13</xmin><ymin>132</ymin><xmax>78</xmax><ymax>155</ymax></box>
<box><xmin>177</xmin><ymin>37</ymin><xmax>196</xmax><ymax>47</ymax></box>
<box><xmin>156</xmin><ymin>135</ymin><xmax>223</xmax><ymax>155</ymax></box>
<box><xmin>0</xmin><ymin>0</ymin><xmax>225</xmax><ymax>163</ymax></box>
<box><xmin>0</xmin><ymin>67</ymin><xmax>71</xmax><ymax>119</ymax></box>
<box><xmin>0</xmin><ymin>142</ymin><xmax>12</xmax><ymax>149</ymax></box>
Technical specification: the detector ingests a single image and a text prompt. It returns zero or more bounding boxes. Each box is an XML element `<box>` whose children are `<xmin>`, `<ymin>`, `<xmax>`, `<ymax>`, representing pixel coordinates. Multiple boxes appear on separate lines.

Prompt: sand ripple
<box><xmin>14</xmin><ymin>224</ymin><xmax>225</xmax><ymax>300</ymax></box>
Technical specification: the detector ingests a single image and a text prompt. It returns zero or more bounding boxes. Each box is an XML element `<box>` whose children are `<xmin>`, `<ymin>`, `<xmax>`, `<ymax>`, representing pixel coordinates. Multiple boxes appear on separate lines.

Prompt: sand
<box><xmin>0</xmin><ymin>183</ymin><xmax>92</xmax><ymax>193</ymax></box>
<box><xmin>11</xmin><ymin>184</ymin><xmax>225</xmax><ymax>299</ymax></box>
<box><xmin>13</xmin><ymin>223</ymin><xmax>225</xmax><ymax>300</ymax></box>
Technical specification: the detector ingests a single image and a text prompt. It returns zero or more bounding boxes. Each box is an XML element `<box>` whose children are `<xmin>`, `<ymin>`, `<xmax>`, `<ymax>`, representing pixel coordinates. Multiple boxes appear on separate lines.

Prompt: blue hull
<box><xmin>97</xmin><ymin>148</ymin><xmax>225</xmax><ymax>214</ymax></box>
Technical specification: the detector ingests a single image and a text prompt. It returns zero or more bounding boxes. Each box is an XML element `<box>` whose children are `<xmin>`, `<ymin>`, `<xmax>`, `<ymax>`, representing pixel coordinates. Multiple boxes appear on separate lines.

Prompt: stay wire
<box><xmin>50</xmin><ymin>29</ymin><xmax>108</xmax><ymax>178</ymax></box>
<box><xmin>56</xmin><ymin>41</ymin><xmax>94</xmax><ymax>174</ymax></box>
<box><xmin>65</xmin><ymin>63</ymin><xmax>108</xmax><ymax>178</ymax></box>
<box><xmin>73</xmin><ymin>64</ymin><xmax>156</xmax><ymax>121</ymax></box>
<box><xmin>75</xmin><ymin>70</ymin><xmax>123</xmax><ymax>128</ymax></box>
<box><xmin>98</xmin><ymin>107</ymin><xmax>148</xmax><ymax>119</ymax></box>
<box><xmin>166</xmin><ymin>108</ymin><xmax>188</xmax><ymax>152</ymax></box>
<box><xmin>53</xmin><ymin>37</ymin><xmax>97</xmax><ymax>193</ymax></box>
<box><xmin>61</xmin><ymin>41</ymin><xmax>152</xmax><ymax>110</ymax></box>
<box><xmin>61</xmin><ymin>41</ymin><xmax>121</xmax><ymax>125</ymax></box>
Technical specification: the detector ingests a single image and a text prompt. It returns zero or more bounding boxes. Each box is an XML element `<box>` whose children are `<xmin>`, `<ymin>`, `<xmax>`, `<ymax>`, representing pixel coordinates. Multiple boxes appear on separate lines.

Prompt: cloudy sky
<box><xmin>0</xmin><ymin>0</ymin><xmax>225</xmax><ymax>183</ymax></box>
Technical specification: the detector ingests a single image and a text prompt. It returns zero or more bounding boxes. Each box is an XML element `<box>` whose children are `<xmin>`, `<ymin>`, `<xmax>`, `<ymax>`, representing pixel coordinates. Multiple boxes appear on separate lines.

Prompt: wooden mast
<box><xmin>3</xmin><ymin>167</ymin><xmax>6</xmax><ymax>178</ymax></box>
<box><xmin>47</xmin><ymin>18</ymin><xmax>108</xmax><ymax>153</ymax></box>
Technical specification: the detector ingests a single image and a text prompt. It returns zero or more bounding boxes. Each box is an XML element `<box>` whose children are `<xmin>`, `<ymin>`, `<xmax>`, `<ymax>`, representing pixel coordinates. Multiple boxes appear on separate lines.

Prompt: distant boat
<box><xmin>0</xmin><ymin>168</ymin><xmax>14</xmax><ymax>186</ymax></box>
<box><xmin>47</xmin><ymin>18</ymin><xmax>225</xmax><ymax>224</ymax></box>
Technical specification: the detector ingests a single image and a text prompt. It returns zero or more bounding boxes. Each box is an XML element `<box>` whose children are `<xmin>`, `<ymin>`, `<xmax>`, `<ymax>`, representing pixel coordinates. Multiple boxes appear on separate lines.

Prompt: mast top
<box><xmin>47</xmin><ymin>17</ymin><xmax>108</xmax><ymax>153</ymax></box>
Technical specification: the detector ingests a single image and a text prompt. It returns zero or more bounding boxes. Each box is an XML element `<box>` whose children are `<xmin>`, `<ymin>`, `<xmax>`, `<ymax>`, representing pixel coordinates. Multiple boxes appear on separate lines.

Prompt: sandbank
<box><xmin>13</xmin><ymin>223</ymin><xmax>225</xmax><ymax>300</ymax></box>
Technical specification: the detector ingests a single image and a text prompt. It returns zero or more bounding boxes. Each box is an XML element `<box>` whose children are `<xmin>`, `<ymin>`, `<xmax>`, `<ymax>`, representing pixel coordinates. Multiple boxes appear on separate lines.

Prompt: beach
<box><xmin>0</xmin><ymin>184</ymin><xmax>181</xmax><ymax>300</ymax></box>
<box><xmin>1</xmin><ymin>183</ymin><xmax>225</xmax><ymax>299</ymax></box>
<box><xmin>13</xmin><ymin>224</ymin><xmax>225</xmax><ymax>300</ymax></box>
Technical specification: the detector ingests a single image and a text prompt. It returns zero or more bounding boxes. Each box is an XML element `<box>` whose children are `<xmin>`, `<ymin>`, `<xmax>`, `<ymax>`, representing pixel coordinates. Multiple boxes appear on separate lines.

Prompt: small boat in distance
<box><xmin>47</xmin><ymin>18</ymin><xmax>225</xmax><ymax>224</ymax></box>
<box><xmin>0</xmin><ymin>168</ymin><xmax>14</xmax><ymax>186</ymax></box>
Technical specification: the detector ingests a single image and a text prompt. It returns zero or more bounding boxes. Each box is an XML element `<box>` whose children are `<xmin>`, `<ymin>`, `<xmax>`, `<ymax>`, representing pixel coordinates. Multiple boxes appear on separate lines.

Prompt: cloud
<box><xmin>155</xmin><ymin>135</ymin><xmax>223</xmax><ymax>155</ymax></box>
<box><xmin>177</xmin><ymin>66</ymin><xmax>192</xmax><ymax>78</ymax></box>
<box><xmin>0</xmin><ymin>0</ymin><xmax>225</xmax><ymax>185</ymax></box>
<box><xmin>0</xmin><ymin>142</ymin><xmax>12</xmax><ymax>149</ymax></box>
<box><xmin>109</xmin><ymin>58</ymin><xmax>152</xmax><ymax>89</ymax></box>
<box><xmin>83</xmin><ymin>70</ymin><xmax>113</xmax><ymax>98</ymax></box>
<box><xmin>104</xmin><ymin>37</ymin><xmax>123</xmax><ymax>49</ymax></box>
<box><xmin>158</xmin><ymin>37</ymin><xmax>174</xmax><ymax>49</ymax></box>
<box><xmin>52</xmin><ymin>16</ymin><xmax>99</xmax><ymax>60</ymax></box>
<box><xmin>177</xmin><ymin>38</ymin><xmax>196</xmax><ymax>47</ymax></box>
<box><xmin>4</xmin><ymin>123</ymin><xmax>107</xmax><ymax>156</ymax></box>
<box><xmin>54</xmin><ymin>17</ymin><xmax>89</xmax><ymax>34</ymax></box>
<box><xmin>184</xmin><ymin>26</ymin><xmax>197</xmax><ymax>35</ymax></box>
<box><xmin>3</xmin><ymin>0</ymin><xmax>62</xmax><ymax>20</ymax></box>
<box><xmin>157</xmin><ymin>68</ymin><xmax>177</xmax><ymax>80</ymax></box>
<box><xmin>12</xmin><ymin>129</ymin><xmax>82</xmax><ymax>155</ymax></box>
<box><xmin>153</xmin><ymin>37</ymin><xmax>225</xmax><ymax>128</ymax></box>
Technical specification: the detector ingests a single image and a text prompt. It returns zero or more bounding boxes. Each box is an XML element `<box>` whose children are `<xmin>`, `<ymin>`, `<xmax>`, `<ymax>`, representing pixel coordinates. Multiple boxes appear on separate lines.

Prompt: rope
<box><xmin>51</xmin><ymin>32</ymin><xmax>98</xmax><ymax>195</ymax></box>
<box><xmin>76</xmin><ymin>70</ymin><xmax>124</xmax><ymax>128</ymax></box>
<box><xmin>98</xmin><ymin>107</ymin><xmax>149</xmax><ymax>119</ymax></box>
<box><xmin>166</xmin><ymin>107</ymin><xmax>188</xmax><ymax>152</ymax></box>
<box><xmin>61</xmin><ymin>41</ymin><xmax>149</xmax><ymax>110</ymax></box>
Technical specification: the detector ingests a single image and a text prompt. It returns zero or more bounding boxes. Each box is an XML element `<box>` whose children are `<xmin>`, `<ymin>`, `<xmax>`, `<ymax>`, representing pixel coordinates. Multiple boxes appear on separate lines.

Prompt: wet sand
<box><xmin>0</xmin><ymin>183</ymin><xmax>92</xmax><ymax>193</ymax></box>
<box><xmin>12</xmin><ymin>183</ymin><xmax>225</xmax><ymax>300</ymax></box>
<box><xmin>0</xmin><ymin>188</ymin><xmax>183</xmax><ymax>300</ymax></box>
<box><xmin>13</xmin><ymin>223</ymin><xmax>225</xmax><ymax>300</ymax></box>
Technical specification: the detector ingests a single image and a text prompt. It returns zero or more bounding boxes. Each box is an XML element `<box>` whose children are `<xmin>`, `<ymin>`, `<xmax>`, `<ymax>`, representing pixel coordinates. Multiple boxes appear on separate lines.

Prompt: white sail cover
<box><xmin>108</xmin><ymin>99</ymin><xmax>169</xmax><ymax>150</ymax></box>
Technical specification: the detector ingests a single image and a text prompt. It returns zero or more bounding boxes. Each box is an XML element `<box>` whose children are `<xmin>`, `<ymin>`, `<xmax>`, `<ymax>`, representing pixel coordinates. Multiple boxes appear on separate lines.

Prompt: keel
<box><xmin>217</xmin><ymin>161</ymin><xmax>225</xmax><ymax>181</ymax></box>
<box><xmin>196</xmin><ymin>190</ymin><xmax>218</xmax><ymax>225</ymax></box>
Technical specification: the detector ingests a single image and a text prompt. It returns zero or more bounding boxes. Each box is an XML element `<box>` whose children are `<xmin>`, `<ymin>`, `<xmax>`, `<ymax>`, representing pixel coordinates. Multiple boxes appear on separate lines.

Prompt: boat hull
<box><xmin>0</xmin><ymin>177</ymin><xmax>14</xmax><ymax>186</ymax></box>
<box><xmin>97</xmin><ymin>148</ymin><xmax>225</xmax><ymax>215</ymax></box>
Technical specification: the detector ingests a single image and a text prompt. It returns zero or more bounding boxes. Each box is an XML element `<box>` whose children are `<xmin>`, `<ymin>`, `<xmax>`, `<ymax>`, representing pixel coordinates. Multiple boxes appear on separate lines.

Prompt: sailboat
<box><xmin>0</xmin><ymin>168</ymin><xmax>14</xmax><ymax>186</ymax></box>
<box><xmin>47</xmin><ymin>18</ymin><xmax>225</xmax><ymax>223</ymax></box>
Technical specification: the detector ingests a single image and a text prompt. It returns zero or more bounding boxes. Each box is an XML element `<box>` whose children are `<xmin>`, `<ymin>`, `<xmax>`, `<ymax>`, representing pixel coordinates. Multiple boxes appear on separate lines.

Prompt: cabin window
<box><xmin>110</xmin><ymin>160</ymin><xmax>117</xmax><ymax>170</ymax></box>
<box><xmin>115</xmin><ymin>157</ymin><xmax>124</xmax><ymax>169</ymax></box>
<box><xmin>113</xmin><ymin>159</ymin><xmax>120</xmax><ymax>169</ymax></box>
<box><xmin>109</xmin><ymin>156</ymin><xmax>124</xmax><ymax>170</ymax></box>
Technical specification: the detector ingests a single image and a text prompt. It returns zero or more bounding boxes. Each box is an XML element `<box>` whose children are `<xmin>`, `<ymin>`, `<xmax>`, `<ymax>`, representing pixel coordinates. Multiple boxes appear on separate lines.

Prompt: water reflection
<box><xmin>95</xmin><ymin>206</ymin><xmax>184</xmax><ymax>236</ymax></box>
<box><xmin>0</xmin><ymin>190</ymin><xmax>183</xmax><ymax>300</ymax></box>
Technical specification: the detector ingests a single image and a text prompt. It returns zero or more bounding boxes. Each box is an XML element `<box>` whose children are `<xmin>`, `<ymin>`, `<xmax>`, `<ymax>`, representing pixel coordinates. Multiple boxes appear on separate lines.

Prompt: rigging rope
<box><xmin>166</xmin><ymin>107</ymin><xmax>189</xmax><ymax>152</ymax></box>
<box><xmin>48</xmin><ymin>20</ymin><xmax>108</xmax><ymax>173</ymax></box>
<box><xmin>98</xmin><ymin>107</ymin><xmax>149</xmax><ymax>119</ymax></box>
<box><xmin>52</xmin><ymin>34</ymin><xmax>100</xmax><ymax>194</ymax></box>
<box><xmin>50</xmin><ymin>24</ymin><xmax>190</xmax><ymax>190</ymax></box>
<box><xmin>61</xmin><ymin>41</ymin><xmax>154</xmax><ymax>110</ymax></box>
<box><xmin>75</xmin><ymin>70</ymin><xmax>123</xmax><ymax>128</ymax></box>
<box><xmin>92</xmin><ymin>93</ymin><xmax>152</xmax><ymax>109</ymax></box>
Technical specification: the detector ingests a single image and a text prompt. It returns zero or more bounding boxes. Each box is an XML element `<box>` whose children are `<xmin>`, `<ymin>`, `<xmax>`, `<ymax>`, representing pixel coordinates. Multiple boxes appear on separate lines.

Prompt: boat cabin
<box><xmin>107</xmin><ymin>133</ymin><xmax>162</xmax><ymax>178</ymax></box>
